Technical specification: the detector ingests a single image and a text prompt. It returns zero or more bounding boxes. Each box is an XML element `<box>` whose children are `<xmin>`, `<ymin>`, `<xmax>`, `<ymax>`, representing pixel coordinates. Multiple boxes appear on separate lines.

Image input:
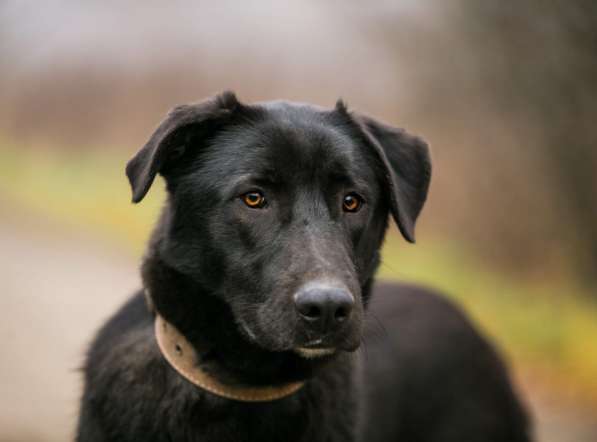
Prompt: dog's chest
<box><xmin>166</xmin><ymin>382</ymin><xmax>356</xmax><ymax>442</ymax></box>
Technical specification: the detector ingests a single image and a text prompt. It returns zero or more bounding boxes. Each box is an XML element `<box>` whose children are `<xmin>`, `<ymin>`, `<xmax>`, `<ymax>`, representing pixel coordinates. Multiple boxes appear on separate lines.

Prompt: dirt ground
<box><xmin>1</xmin><ymin>216</ymin><xmax>596</xmax><ymax>442</ymax></box>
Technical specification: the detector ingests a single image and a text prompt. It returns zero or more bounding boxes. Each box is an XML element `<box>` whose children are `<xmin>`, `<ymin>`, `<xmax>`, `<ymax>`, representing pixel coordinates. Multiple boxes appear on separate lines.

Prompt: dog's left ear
<box><xmin>126</xmin><ymin>91</ymin><xmax>241</xmax><ymax>203</ymax></box>
<box><xmin>350</xmin><ymin>112</ymin><xmax>431</xmax><ymax>243</ymax></box>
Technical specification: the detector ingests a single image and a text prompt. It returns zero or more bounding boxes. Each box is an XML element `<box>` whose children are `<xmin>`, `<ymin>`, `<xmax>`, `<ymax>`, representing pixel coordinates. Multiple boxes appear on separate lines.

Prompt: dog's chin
<box><xmin>236</xmin><ymin>318</ymin><xmax>361</xmax><ymax>357</ymax></box>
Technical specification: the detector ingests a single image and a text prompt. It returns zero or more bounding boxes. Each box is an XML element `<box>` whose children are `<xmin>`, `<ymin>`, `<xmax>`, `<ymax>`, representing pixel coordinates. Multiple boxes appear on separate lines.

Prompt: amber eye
<box><xmin>343</xmin><ymin>193</ymin><xmax>363</xmax><ymax>213</ymax></box>
<box><xmin>242</xmin><ymin>191</ymin><xmax>266</xmax><ymax>208</ymax></box>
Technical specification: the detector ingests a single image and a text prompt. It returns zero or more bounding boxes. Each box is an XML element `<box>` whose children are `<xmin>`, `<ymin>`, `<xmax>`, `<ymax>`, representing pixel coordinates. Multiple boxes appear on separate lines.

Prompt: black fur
<box><xmin>77</xmin><ymin>93</ymin><xmax>531</xmax><ymax>441</ymax></box>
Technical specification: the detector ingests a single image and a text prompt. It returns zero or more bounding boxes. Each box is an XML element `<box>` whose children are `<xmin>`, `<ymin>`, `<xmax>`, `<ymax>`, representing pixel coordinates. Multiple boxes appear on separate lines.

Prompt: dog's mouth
<box><xmin>238</xmin><ymin>319</ymin><xmax>345</xmax><ymax>358</ymax></box>
<box><xmin>294</xmin><ymin>347</ymin><xmax>337</xmax><ymax>359</ymax></box>
<box><xmin>293</xmin><ymin>338</ymin><xmax>339</xmax><ymax>358</ymax></box>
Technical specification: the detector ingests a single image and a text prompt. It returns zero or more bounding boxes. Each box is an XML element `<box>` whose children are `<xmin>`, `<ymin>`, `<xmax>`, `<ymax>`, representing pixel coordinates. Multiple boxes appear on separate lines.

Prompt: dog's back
<box><xmin>360</xmin><ymin>282</ymin><xmax>531</xmax><ymax>442</ymax></box>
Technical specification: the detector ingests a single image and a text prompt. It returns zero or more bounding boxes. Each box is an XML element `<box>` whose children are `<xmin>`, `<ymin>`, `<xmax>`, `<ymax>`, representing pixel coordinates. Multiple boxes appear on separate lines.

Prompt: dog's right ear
<box><xmin>126</xmin><ymin>91</ymin><xmax>241</xmax><ymax>203</ymax></box>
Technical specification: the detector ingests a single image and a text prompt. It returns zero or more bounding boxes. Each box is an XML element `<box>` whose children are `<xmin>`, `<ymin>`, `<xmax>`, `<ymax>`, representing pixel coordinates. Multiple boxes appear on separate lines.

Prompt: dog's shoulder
<box><xmin>85</xmin><ymin>292</ymin><xmax>155</xmax><ymax>368</ymax></box>
<box><xmin>81</xmin><ymin>293</ymin><xmax>179</xmax><ymax>409</ymax></box>
<box><xmin>78</xmin><ymin>293</ymin><xmax>208</xmax><ymax>439</ymax></box>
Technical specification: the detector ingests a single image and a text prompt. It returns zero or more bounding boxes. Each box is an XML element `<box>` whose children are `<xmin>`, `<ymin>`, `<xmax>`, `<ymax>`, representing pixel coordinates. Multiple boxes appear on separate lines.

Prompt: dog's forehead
<box><xmin>206</xmin><ymin>103</ymin><xmax>371</xmax><ymax>183</ymax></box>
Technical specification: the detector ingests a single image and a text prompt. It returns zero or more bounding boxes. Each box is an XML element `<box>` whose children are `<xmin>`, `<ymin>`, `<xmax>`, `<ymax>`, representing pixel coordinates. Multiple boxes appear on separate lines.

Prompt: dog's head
<box><xmin>127</xmin><ymin>92</ymin><xmax>430</xmax><ymax>359</ymax></box>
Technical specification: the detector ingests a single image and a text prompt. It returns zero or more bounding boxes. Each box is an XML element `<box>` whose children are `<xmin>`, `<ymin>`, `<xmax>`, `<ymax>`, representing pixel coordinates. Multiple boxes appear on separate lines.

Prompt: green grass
<box><xmin>2</xmin><ymin>140</ymin><xmax>597</xmax><ymax>404</ymax></box>
<box><xmin>0</xmin><ymin>140</ymin><xmax>163</xmax><ymax>255</ymax></box>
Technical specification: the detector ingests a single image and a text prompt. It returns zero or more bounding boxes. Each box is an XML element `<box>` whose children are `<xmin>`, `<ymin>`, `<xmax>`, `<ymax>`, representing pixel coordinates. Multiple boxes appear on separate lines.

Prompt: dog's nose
<box><xmin>294</xmin><ymin>285</ymin><xmax>354</xmax><ymax>331</ymax></box>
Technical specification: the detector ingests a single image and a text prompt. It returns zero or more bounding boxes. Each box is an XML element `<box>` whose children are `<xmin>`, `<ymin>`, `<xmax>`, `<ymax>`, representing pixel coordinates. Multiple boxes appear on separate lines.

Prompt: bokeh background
<box><xmin>1</xmin><ymin>1</ymin><xmax>596</xmax><ymax>441</ymax></box>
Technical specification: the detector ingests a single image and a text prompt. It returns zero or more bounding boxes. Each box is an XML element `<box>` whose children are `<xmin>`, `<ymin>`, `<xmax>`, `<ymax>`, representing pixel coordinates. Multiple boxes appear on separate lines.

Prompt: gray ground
<box><xmin>0</xmin><ymin>216</ymin><xmax>595</xmax><ymax>442</ymax></box>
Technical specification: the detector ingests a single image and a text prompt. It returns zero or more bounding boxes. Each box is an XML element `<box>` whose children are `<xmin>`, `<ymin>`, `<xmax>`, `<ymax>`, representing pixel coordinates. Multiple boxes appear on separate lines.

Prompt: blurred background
<box><xmin>1</xmin><ymin>1</ymin><xmax>596</xmax><ymax>441</ymax></box>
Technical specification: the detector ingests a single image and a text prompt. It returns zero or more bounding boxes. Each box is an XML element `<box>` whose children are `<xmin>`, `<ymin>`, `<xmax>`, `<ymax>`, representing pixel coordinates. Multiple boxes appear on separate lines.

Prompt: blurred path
<box><xmin>528</xmin><ymin>391</ymin><xmax>597</xmax><ymax>442</ymax></box>
<box><xmin>0</xmin><ymin>217</ymin><xmax>138</xmax><ymax>442</ymax></box>
<box><xmin>0</xmin><ymin>216</ymin><xmax>596</xmax><ymax>441</ymax></box>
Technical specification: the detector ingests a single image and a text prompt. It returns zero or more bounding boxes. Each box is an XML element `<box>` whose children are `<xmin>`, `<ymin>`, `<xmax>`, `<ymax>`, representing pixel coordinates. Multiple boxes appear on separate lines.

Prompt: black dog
<box><xmin>77</xmin><ymin>93</ymin><xmax>531</xmax><ymax>441</ymax></box>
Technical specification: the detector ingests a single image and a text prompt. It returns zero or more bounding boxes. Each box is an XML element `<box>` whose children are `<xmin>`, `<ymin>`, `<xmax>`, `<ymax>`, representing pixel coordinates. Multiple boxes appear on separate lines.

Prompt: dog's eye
<box><xmin>242</xmin><ymin>191</ymin><xmax>266</xmax><ymax>209</ymax></box>
<box><xmin>342</xmin><ymin>193</ymin><xmax>363</xmax><ymax>213</ymax></box>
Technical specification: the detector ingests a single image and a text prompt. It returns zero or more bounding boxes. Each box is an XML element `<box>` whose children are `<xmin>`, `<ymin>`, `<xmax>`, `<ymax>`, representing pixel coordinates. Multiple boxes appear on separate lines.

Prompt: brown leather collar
<box><xmin>154</xmin><ymin>314</ymin><xmax>305</xmax><ymax>402</ymax></box>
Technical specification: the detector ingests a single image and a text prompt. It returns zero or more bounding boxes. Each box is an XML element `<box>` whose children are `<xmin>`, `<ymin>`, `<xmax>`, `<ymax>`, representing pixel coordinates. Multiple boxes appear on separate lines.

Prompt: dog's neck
<box><xmin>154</xmin><ymin>312</ymin><xmax>305</xmax><ymax>401</ymax></box>
<box><xmin>141</xmin><ymin>249</ymin><xmax>337</xmax><ymax>387</ymax></box>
